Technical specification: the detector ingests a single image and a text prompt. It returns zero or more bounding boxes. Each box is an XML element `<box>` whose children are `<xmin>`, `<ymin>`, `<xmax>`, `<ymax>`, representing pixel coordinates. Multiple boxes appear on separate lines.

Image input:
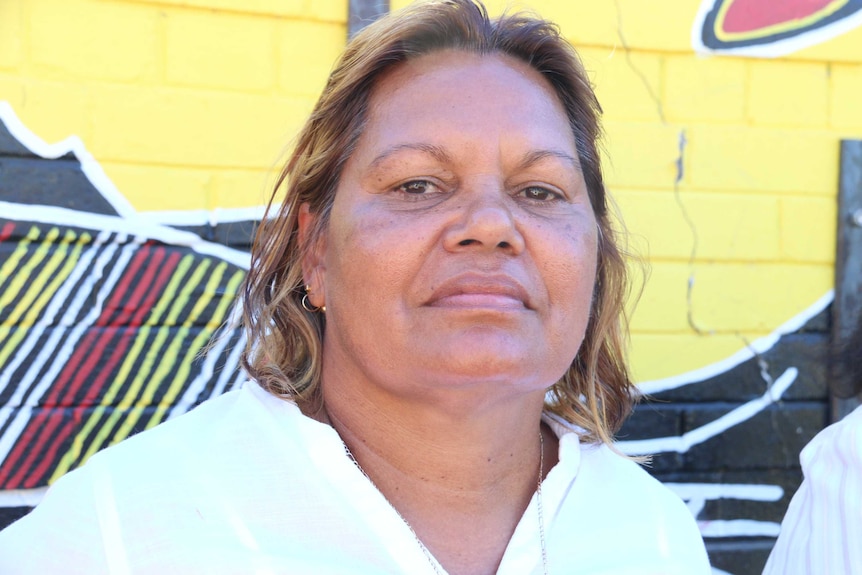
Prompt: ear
<box><xmin>298</xmin><ymin>202</ymin><xmax>327</xmax><ymax>308</ymax></box>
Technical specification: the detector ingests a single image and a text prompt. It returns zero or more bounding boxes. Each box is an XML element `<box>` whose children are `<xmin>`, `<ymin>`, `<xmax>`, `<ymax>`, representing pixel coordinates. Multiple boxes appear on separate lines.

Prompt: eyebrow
<box><xmin>367</xmin><ymin>144</ymin><xmax>580</xmax><ymax>173</ymax></box>
<box><xmin>368</xmin><ymin>143</ymin><xmax>453</xmax><ymax>170</ymax></box>
<box><xmin>515</xmin><ymin>149</ymin><xmax>581</xmax><ymax>172</ymax></box>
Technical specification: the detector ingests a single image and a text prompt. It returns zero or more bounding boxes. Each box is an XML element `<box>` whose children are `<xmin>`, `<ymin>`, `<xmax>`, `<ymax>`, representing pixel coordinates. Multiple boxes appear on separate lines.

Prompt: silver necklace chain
<box><xmin>342</xmin><ymin>431</ymin><xmax>549</xmax><ymax>575</ymax></box>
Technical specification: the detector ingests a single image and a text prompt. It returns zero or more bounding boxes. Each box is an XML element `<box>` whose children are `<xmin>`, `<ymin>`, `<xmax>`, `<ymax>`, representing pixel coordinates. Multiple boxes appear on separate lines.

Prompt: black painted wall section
<box><xmin>619</xmin><ymin>311</ymin><xmax>831</xmax><ymax>575</ymax></box>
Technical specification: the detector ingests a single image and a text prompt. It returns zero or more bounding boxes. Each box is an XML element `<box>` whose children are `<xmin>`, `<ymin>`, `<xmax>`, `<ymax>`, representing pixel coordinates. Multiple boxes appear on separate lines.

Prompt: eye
<box><xmin>519</xmin><ymin>186</ymin><xmax>563</xmax><ymax>202</ymax></box>
<box><xmin>395</xmin><ymin>180</ymin><xmax>437</xmax><ymax>195</ymax></box>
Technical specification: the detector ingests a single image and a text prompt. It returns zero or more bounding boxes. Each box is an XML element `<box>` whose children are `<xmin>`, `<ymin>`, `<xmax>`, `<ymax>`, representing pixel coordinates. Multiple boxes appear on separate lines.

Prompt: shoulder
<box><xmin>547</xmin><ymin>417</ymin><xmax>710</xmax><ymax>574</ymax></box>
<box><xmin>85</xmin><ymin>382</ymin><xmax>299</xmax><ymax>471</ymax></box>
<box><xmin>800</xmin><ymin>403</ymin><xmax>862</xmax><ymax>473</ymax></box>
<box><xmin>0</xmin><ymin>383</ymin><xmax>306</xmax><ymax>573</ymax></box>
<box><xmin>577</xmin><ymin>441</ymin><xmax>694</xmax><ymax>521</ymax></box>
<box><xmin>763</xmin><ymin>405</ymin><xmax>862</xmax><ymax>575</ymax></box>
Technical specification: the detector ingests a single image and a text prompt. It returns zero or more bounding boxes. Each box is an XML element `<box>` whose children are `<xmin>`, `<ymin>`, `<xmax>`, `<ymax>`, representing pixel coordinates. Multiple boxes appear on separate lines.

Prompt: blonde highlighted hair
<box><xmin>241</xmin><ymin>0</ymin><xmax>637</xmax><ymax>445</ymax></box>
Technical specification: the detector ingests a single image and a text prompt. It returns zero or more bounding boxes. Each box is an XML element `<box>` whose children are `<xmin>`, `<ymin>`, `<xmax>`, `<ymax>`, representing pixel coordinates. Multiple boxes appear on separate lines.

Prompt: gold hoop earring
<box><xmin>301</xmin><ymin>293</ymin><xmax>320</xmax><ymax>313</ymax></box>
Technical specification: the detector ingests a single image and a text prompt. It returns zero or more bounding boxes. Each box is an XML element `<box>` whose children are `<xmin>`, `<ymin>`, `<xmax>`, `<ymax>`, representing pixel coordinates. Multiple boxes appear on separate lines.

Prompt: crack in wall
<box><xmin>614</xmin><ymin>0</ymin><xmax>711</xmax><ymax>337</ymax></box>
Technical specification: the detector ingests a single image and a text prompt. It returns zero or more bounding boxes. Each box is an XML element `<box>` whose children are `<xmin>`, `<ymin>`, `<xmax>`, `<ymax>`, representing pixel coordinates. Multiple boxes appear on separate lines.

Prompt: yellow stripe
<box><xmin>143</xmin><ymin>267</ymin><xmax>244</xmax><ymax>428</ymax></box>
<box><xmin>0</xmin><ymin>226</ymin><xmax>41</xmax><ymax>298</ymax></box>
<box><xmin>90</xmin><ymin>258</ymin><xmax>220</xmax><ymax>453</ymax></box>
<box><xmin>0</xmin><ymin>226</ymin><xmax>49</xmax><ymax>315</ymax></box>
<box><xmin>112</xmin><ymin>261</ymin><xmax>229</xmax><ymax>438</ymax></box>
<box><xmin>65</xmin><ymin>256</ymin><xmax>217</xmax><ymax>473</ymax></box>
<box><xmin>715</xmin><ymin>0</ymin><xmax>848</xmax><ymax>42</ymax></box>
<box><xmin>50</xmin><ymin>254</ymin><xmax>201</xmax><ymax>480</ymax></box>
<box><xmin>0</xmin><ymin>229</ymin><xmax>89</xmax><ymax>369</ymax></box>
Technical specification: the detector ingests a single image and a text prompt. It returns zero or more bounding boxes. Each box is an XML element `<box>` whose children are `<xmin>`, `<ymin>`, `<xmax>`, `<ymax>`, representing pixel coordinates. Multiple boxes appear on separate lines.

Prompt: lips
<box><xmin>426</xmin><ymin>274</ymin><xmax>531</xmax><ymax>310</ymax></box>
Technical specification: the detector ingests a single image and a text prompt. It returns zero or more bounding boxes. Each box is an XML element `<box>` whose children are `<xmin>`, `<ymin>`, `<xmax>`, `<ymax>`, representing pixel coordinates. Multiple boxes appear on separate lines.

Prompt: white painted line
<box><xmin>136</xmin><ymin>205</ymin><xmax>273</xmax><ymax>227</ymax></box>
<box><xmin>665</xmin><ymin>482</ymin><xmax>784</xmax><ymax>503</ymax></box>
<box><xmin>619</xmin><ymin>368</ymin><xmax>798</xmax><ymax>455</ymax></box>
<box><xmin>0</xmin><ymin>102</ymin><xmax>135</xmax><ymax>217</ymax></box>
<box><xmin>698</xmin><ymin>519</ymin><xmax>781</xmax><ymax>538</ymax></box>
<box><xmin>0</xmin><ymin>201</ymin><xmax>251</xmax><ymax>269</ymax></box>
<box><xmin>0</xmin><ymin>237</ymin><xmax>137</xmax><ymax>463</ymax></box>
<box><xmin>638</xmin><ymin>290</ymin><xmax>830</xmax><ymax>395</ymax></box>
<box><xmin>0</xmin><ymin>487</ymin><xmax>47</xmax><ymax>507</ymax></box>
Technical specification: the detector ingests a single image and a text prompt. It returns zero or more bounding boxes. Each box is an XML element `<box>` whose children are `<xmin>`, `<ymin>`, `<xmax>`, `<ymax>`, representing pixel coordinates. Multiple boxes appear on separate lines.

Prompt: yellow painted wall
<box><xmin>0</xmin><ymin>0</ymin><xmax>348</xmax><ymax>211</ymax></box>
<box><xmin>3</xmin><ymin>0</ymin><xmax>861</xmax><ymax>383</ymax></box>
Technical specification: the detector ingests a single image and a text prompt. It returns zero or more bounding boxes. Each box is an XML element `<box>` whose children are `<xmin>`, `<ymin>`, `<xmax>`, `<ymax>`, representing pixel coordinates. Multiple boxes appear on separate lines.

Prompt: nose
<box><xmin>442</xmin><ymin>185</ymin><xmax>525</xmax><ymax>255</ymax></box>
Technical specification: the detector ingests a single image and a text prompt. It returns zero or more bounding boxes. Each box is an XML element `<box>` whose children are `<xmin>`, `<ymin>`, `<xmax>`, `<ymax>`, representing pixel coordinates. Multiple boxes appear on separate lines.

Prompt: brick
<box><xmin>0</xmin><ymin>108</ymin><xmax>33</xmax><ymax>157</ymax></box>
<box><xmin>0</xmin><ymin>75</ymin><xmax>25</xmax><ymax>111</ymax></box>
<box><xmin>210</xmin><ymin>169</ymin><xmax>275</xmax><ymax>209</ymax></box>
<box><xmin>0</xmin><ymin>508</ymin><xmax>29</xmax><ymax>532</ymax></box>
<box><xmin>100</xmin><ymin>162</ymin><xmax>211</xmax><ymax>212</ymax></box>
<box><xmin>89</xmin><ymin>86</ymin><xmax>313</xmax><ymax>168</ymax></box>
<box><xmin>691</xmin><ymin>262</ymin><xmax>833</xmax><ymax>332</ymax></box>
<box><xmin>707</xmin><ymin>540</ymin><xmax>773</xmax><ymax>575</ymax></box>
<box><xmin>0</xmin><ymin>0</ymin><xmax>22</xmax><ymax>70</ymax></box>
<box><xmin>28</xmin><ymin>0</ymin><xmax>159</xmax><ymax>82</ymax></box>
<box><xmin>629</xmin><ymin>334</ymin><xmax>752</xmax><ymax>384</ymax></box>
<box><xmin>645</xmin><ymin>332</ymin><xmax>829</xmax><ymax>403</ymax></box>
<box><xmin>166</xmin><ymin>11</ymin><xmax>275</xmax><ymax>92</ymax></box>
<box><xmin>618</xmin><ymin>404</ymin><xmax>684</xmax><ymax>441</ymax></box>
<box><xmin>631</xmin><ymin>260</ymin><xmax>832</xmax><ymax>334</ymax></box>
<box><xmin>580</xmin><ymin>48</ymin><xmax>663</xmax><ymax>123</ymax></box>
<box><xmin>664</xmin><ymin>56</ymin><xmax>746</xmax><ymax>123</ymax></box>
<box><xmin>14</xmin><ymin>80</ymin><xmax>93</xmax><ymax>145</ymax></box>
<box><xmin>654</xmin><ymin>469</ymin><xmax>803</xmax><ymax>524</ymax></box>
<box><xmin>519</xmin><ymin>0</ymin><xmax>697</xmax><ymax>52</ymax></box>
<box><xmin>682</xmin><ymin>402</ymin><xmax>826</xmax><ymax>470</ymax></box>
<box><xmin>602</xmin><ymin>122</ymin><xmax>682</xmax><ymax>189</ymax></box>
<box><xmin>307</xmin><ymin>0</ymin><xmax>348</xmax><ymax>23</ymax></box>
<box><xmin>831</xmin><ymin>64</ymin><xmax>862</xmax><ymax>129</ymax></box>
<box><xmin>521</xmin><ymin>1</ymin><xmax>618</xmax><ymax>48</ymax></box>
<box><xmin>132</xmin><ymin>0</ymin><xmax>346</xmax><ymax>22</ymax></box>
<box><xmin>277</xmin><ymin>20</ymin><xmax>346</xmax><ymax>98</ymax></box>
<box><xmin>0</xmin><ymin>156</ymin><xmax>117</xmax><ymax>214</ymax></box>
<box><xmin>780</xmin><ymin>196</ymin><xmax>836</xmax><ymax>263</ymax></box>
<box><xmin>792</xmin><ymin>25</ymin><xmax>862</xmax><ymax>64</ymax></box>
<box><xmin>615</xmin><ymin>189</ymin><xmax>780</xmax><ymax>261</ymax></box>
<box><xmin>628</xmin><ymin>262</ymin><xmax>691</xmax><ymax>334</ymax></box>
<box><xmin>748</xmin><ymin>61</ymin><xmax>828</xmax><ymax>128</ymax></box>
<box><xmin>687</xmin><ymin>126</ymin><xmax>838</xmax><ymax>195</ymax></box>
<box><xmin>610</xmin><ymin>0</ymin><xmax>701</xmax><ymax>53</ymax></box>
<box><xmin>394</xmin><ymin>0</ymin><xmax>619</xmax><ymax>48</ymax></box>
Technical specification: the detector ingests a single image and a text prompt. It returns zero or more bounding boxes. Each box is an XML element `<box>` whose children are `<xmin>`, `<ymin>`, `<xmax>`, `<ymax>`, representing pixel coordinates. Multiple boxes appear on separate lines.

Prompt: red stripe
<box><xmin>0</xmin><ymin>222</ymin><xmax>16</xmax><ymax>243</ymax></box>
<box><xmin>78</xmin><ymin>249</ymin><xmax>178</xmax><ymax>406</ymax></box>
<box><xmin>26</xmin><ymin>249</ymin><xmax>181</xmax><ymax>484</ymax></box>
<box><xmin>0</xmin><ymin>246</ymin><xmax>183</xmax><ymax>487</ymax></box>
<box><xmin>40</xmin><ymin>244</ymin><xmax>155</xmax><ymax>408</ymax></box>
<box><xmin>0</xmin><ymin>244</ymin><xmax>153</xmax><ymax>486</ymax></box>
<box><xmin>7</xmin><ymin>412</ymin><xmax>77</xmax><ymax>489</ymax></box>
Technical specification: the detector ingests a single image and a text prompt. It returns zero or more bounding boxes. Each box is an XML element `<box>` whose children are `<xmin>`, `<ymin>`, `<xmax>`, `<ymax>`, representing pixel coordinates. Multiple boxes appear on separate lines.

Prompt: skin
<box><xmin>299</xmin><ymin>50</ymin><xmax>598</xmax><ymax>575</ymax></box>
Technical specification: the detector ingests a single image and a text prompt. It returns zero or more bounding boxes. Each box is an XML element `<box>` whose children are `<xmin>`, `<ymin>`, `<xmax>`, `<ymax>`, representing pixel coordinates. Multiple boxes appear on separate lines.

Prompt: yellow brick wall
<box><xmin>0</xmin><ymin>0</ymin><xmax>347</xmax><ymax>211</ymax></box>
<box><xmin>3</xmin><ymin>0</ymin><xmax>861</xmax><ymax>383</ymax></box>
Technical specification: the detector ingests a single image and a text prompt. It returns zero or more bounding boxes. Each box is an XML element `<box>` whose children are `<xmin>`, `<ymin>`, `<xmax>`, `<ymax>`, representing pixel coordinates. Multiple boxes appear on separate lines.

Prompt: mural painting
<box><xmin>2</xmin><ymin>0</ymin><xmax>862</xmax><ymax>573</ymax></box>
<box><xmin>693</xmin><ymin>0</ymin><xmax>862</xmax><ymax>56</ymax></box>
<box><xmin>0</xmin><ymin>105</ymin><xmax>250</xmax><ymax>521</ymax></box>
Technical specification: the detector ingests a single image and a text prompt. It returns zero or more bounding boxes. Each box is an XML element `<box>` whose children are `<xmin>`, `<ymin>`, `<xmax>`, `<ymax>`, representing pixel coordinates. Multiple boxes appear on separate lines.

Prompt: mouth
<box><xmin>426</xmin><ymin>274</ymin><xmax>530</xmax><ymax>311</ymax></box>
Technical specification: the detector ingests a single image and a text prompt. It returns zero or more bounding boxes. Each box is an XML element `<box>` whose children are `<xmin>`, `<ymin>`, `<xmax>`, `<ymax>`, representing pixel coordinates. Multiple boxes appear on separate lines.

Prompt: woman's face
<box><xmin>303</xmin><ymin>50</ymin><xmax>598</xmax><ymax>406</ymax></box>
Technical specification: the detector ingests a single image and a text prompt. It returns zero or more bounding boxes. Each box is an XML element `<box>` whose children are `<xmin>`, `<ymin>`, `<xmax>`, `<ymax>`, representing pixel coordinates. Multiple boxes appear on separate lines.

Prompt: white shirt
<box><xmin>762</xmin><ymin>404</ymin><xmax>862</xmax><ymax>575</ymax></box>
<box><xmin>0</xmin><ymin>382</ymin><xmax>710</xmax><ymax>574</ymax></box>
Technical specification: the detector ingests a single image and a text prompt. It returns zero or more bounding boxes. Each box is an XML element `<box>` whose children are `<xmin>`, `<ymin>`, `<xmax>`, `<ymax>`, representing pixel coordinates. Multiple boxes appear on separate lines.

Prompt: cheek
<box><xmin>326</xmin><ymin>208</ymin><xmax>428</xmax><ymax>300</ymax></box>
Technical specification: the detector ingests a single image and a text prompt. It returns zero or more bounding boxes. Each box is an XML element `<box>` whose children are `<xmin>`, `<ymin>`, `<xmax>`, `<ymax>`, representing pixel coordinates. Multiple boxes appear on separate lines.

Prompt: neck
<box><xmin>317</xmin><ymin>371</ymin><xmax>558</xmax><ymax>575</ymax></box>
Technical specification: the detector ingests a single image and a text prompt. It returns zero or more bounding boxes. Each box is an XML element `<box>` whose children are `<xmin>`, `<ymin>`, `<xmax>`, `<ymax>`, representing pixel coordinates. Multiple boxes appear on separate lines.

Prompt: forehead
<box><xmin>360</xmin><ymin>50</ymin><xmax>576</xmax><ymax>158</ymax></box>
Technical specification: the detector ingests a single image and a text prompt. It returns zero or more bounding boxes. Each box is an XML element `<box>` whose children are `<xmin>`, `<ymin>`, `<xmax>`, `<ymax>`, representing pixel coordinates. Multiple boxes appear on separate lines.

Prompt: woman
<box><xmin>0</xmin><ymin>1</ymin><xmax>710</xmax><ymax>573</ymax></box>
